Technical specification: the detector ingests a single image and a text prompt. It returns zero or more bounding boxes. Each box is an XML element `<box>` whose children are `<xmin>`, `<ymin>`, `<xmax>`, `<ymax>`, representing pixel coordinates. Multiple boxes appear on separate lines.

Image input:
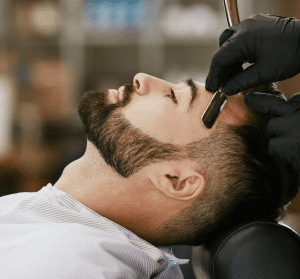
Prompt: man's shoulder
<box><xmin>13</xmin><ymin>222</ymin><xmax>131</xmax><ymax>249</ymax></box>
<box><xmin>0</xmin><ymin>223</ymin><xmax>152</xmax><ymax>278</ymax></box>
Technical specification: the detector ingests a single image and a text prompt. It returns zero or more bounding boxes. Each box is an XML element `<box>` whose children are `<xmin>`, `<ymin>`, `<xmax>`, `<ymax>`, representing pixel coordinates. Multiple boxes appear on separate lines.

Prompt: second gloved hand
<box><xmin>245</xmin><ymin>92</ymin><xmax>300</xmax><ymax>171</ymax></box>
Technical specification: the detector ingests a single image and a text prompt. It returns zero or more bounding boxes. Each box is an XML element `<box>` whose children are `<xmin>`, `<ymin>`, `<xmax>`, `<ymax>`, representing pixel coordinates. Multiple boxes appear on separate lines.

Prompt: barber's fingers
<box><xmin>222</xmin><ymin>64</ymin><xmax>270</xmax><ymax>96</ymax></box>
<box><xmin>288</xmin><ymin>93</ymin><xmax>300</xmax><ymax>104</ymax></box>
<box><xmin>205</xmin><ymin>61</ymin><xmax>243</xmax><ymax>93</ymax></box>
<box><xmin>205</xmin><ymin>28</ymin><xmax>238</xmax><ymax>92</ymax></box>
<box><xmin>268</xmin><ymin>134</ymin><xmax>300</xmax><ymax>168</ymax></box>
<box><xmin>219</xmin><ymin>28</ymin><xmax>235</xmax><ymax>47</ymax></box>
<box><xmin>205</xmin><ymin>40</ymin><xmax>247</xmax><ymax>93</ymax></box>
<box><xmin>244</xmin><ymin>93</ymin><xmax>295</xmax><ymax>116</ymax></box>
<box><xmin>268</xmin><ymin>135</ymin><xmax>286</xmax><ymax>157</ymax></box>
<box><xmin>266</xmin><ymin>115</ymin><xmax>297</xmax><ymax>136</ymax></box>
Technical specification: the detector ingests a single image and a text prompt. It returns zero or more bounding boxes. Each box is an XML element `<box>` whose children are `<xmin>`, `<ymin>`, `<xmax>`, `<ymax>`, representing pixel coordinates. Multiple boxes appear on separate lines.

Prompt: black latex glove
<box><xmin>245</xmin><ymin>92</ymin><xmax>300</xmax><ymax>171</ymax></box>
<box><xmin>206</xmin><ymin>13</ymin><xmax>300</xmax><ymax>96</ymax></box>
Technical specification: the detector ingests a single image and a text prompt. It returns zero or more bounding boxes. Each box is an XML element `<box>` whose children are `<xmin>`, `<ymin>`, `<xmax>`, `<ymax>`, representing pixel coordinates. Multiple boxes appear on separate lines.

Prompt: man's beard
<box><xmin>78</xmin><ymin>85</ymin><xmax>187</xmax><ymax>178</ymax></box>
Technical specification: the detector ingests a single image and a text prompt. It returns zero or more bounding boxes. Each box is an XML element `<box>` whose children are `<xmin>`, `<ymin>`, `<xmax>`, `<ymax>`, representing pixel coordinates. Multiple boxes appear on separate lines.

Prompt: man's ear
<box><xmin>147</xmin><ymin>160</ymin><xmax>206</xmax><ymax>201</ymax></box>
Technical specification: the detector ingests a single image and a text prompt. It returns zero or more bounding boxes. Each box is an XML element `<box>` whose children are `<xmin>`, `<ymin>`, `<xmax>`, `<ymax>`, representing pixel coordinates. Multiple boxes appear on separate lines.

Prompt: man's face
<box><xmin>78</xmin><ymin>73</ymin><xmax>249</xmax><ymax>178</ymax></box>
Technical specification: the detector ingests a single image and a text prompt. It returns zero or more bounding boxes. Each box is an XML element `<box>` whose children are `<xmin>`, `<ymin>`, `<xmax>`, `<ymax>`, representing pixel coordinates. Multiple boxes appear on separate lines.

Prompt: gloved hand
<box><xmin>206</xmin><ymin>13</ymin><xmax>300</xmax><ymax>96</ymax></box>
<box><xmin>245</xmin><ymin>92</ymin><xmax>300</xmax><ymax>171</ymax></box>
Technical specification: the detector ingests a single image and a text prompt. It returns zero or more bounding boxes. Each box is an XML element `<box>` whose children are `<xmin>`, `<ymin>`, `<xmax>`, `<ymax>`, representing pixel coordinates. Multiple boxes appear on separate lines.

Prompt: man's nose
<box><xmin>133</xmin><ymin>73</ymin><xmax>169</xmax><ymax>96</ymax></box>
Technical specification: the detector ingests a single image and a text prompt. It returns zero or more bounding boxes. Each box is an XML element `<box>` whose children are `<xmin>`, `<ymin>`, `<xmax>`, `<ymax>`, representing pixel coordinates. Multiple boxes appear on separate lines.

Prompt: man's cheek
<box><xmin>122</xmin><ymin>99</ymin><xmax>173</xmax><ymax>142</ymax></box>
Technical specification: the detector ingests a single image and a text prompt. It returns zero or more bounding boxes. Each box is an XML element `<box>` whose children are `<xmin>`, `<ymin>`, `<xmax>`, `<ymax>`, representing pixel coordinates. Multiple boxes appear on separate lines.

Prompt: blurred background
<box><xmin>0</xmin><ymin>0</ymin><xmax>300</xmax><ymax>273</ymax></box>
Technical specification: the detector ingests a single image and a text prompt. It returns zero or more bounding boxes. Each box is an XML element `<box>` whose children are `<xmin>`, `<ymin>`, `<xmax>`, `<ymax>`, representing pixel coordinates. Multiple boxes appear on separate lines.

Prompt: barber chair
<box><xmin>172</xmin><ymin>220</ymin><xmax>300</xmax><ymax>279</ymax></box>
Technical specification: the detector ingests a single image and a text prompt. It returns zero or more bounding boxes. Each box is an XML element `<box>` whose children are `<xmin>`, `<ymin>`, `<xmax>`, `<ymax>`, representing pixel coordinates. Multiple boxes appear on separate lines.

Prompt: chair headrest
<box><xmin>192</xmin><ymin>220</ymin><xmax>300</xmax><ymax>279</ymax></box>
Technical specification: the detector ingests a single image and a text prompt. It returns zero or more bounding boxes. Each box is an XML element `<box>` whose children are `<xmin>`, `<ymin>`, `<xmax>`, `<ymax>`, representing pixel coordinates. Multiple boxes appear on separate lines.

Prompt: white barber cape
<box><xmin>0</xmin><ymin>183</ymin><xmax>189</xmax><ymax>278</ymax></box>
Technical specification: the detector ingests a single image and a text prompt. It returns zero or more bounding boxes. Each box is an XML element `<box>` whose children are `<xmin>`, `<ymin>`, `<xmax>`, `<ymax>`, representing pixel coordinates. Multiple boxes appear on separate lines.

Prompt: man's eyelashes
<box><xmin>168</xmin><ymin>88</ymin><xmax>177</xmax><ymax>103</ymax></box>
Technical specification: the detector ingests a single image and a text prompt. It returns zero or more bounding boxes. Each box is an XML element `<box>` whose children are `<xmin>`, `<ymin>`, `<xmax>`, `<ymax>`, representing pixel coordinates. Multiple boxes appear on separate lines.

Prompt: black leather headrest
<box><xmin>192</xmin><ymin>220</ymin><xmax>300</xmax><ymax>279</ymax></box>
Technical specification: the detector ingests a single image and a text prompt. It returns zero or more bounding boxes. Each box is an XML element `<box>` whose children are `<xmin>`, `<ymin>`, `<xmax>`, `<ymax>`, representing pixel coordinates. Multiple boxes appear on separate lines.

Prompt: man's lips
<box><xmin>108</xmin><ymin>89</ymin><xmax>119</xmax><ymax>103</ymax></box>
<box><xmin>118</xmin><ymin>86</ymin><xmax>124</xmax><ymax>100</ymax></box>
<box><xmin>108</xmin><ymin>86</ymin><xmax>124</xmax><ymax>103</ymax></box>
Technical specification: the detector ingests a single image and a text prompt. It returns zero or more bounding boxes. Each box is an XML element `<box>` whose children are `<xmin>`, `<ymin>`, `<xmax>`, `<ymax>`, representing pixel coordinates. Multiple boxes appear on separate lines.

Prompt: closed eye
<box><xmin>168</xmin><ymin>88</ymin><xmax>177</xmax><ymax>103</ymax></box>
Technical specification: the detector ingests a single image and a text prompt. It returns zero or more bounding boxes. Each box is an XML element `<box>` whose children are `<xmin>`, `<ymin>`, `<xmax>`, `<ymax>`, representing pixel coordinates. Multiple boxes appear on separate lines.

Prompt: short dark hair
<box><xmin>180</xmin><ymin>82</ymin><xmax>300</xmax><ymax>244</ymax></box>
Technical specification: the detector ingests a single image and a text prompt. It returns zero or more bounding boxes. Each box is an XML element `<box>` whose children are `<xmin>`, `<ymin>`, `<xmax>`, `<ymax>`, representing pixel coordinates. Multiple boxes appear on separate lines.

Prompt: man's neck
<box><xmin>52</xmin><ymin>142</ymin><xmax>183</xmax><ymax>245</ymax></box>
<box><xmin>52</xmin><ymin>152</ymin><xmax>159</xmax><ymax>239</ymax></box>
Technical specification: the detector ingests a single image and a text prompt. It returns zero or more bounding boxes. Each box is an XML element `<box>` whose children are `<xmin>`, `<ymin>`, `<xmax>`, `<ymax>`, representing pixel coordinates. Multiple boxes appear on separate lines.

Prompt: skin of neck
<box><xmin>53</xmin><ymin>141</ymin><xmax>189</xmax><ymax>243</ymax></box>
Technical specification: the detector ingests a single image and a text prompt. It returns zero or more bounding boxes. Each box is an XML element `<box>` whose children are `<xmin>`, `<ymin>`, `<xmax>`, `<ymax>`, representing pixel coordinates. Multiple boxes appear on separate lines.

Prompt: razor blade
<box><xmin>201</xmin><ymin>89</ymin><xmax>227</xmax><ymax>129</ymax></box>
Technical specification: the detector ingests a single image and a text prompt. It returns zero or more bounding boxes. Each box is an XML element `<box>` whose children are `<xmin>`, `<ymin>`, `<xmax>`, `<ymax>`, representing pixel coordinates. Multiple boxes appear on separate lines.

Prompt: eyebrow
<box><xmin>183</xmin><ymin>78</ymin><xmax>197</xmax><ymax>111</ymax></box>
